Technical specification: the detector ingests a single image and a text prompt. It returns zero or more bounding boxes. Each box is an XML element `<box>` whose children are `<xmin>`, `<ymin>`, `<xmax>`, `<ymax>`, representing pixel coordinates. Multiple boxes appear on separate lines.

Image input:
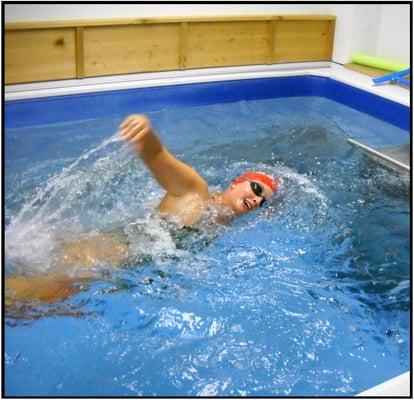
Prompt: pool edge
<box><xmin>5</xmin><ymin>62</ymin><xmax>410</xmax><ymax>107</ymax></box>
<box><xmin>4</xmin><ymin>63</ymin><xmax>411</xmax><ymax>397</ymax></box>
<box><xmin>357</xmin><ymin>371</ymin><xmax>411</xmax><ymax>397</ymax></box>
<box><xmin>4</xmin><ymin>73</ymin><xmax>411</xmax><ymax>132</ymax></box>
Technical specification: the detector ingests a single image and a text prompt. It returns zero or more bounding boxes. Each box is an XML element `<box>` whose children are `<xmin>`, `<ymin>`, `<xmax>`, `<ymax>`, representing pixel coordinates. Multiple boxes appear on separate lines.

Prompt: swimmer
<box><xmin>6</xmin><ymin>114</ymin><xmax>278</xmax><ymax>306</ymax></box>
<box><xmin>120</xmin><ymin>114</ymin><xmax>277</xmax><ymax>226</ymax></box>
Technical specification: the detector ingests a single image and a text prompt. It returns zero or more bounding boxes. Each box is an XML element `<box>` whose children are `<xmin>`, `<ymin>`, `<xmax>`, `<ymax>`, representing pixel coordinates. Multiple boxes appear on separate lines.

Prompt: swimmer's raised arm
<box><xmin>120</xmin><ymin>114</ymin><xmax>208</xmax><ymax>197</ymax></box>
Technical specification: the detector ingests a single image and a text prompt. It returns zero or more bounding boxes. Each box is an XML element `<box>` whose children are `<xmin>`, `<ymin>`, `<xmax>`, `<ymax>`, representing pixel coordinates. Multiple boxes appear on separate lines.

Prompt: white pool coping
<box><xmin>4</xmin><ymin>62</ymin><xmax>411</xmax><ymax>108</ymax></box>
<box><xmin>357</xmin><ymin>371</ymin><xmax>410</xmax><ymax>397</ymax></box>
<box><xmin>4</xmin><ymin>62</ymin><xmax>411</xmax><ymax>397</ymax></box>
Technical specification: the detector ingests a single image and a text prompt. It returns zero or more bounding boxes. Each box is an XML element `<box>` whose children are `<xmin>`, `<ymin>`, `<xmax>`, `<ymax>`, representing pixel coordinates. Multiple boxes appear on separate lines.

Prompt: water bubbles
<box><xmin>197</xmin><ymin>380</ymin><xmax>221</xmax><ymax>396</ymax></box>
<box><xmin>5</xmin><ymin>97</ymin><xmax>409</xmax><ymax>396</ymax></box>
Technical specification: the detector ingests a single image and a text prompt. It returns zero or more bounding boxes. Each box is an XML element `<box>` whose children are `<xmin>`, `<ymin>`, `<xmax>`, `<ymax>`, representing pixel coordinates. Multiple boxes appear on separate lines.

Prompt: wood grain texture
<box><xmin>5</xmin><ymin>28</ymin><xmax>76</xmax><ymax>84</ymax></box>
<box><xmin>83</xmin><ymin>24</ymin><xmax>180</xmax><ymax>76</ymax></box>
<box><xmin>344</xmin><ymin>63</ymin><xmax>411</xmax><ymax>79</ymax></box>
<box><xmin>273</xmin><ymin>19</ymin><xmax>333</xmax><ymax>62</ymax></box>
<box><xmin>75</xmin><ymin>27</ymin><xmax>84</xmax><ymax>78</ymax></box>
<box><xmin>5</xmin><ymin>15</ymin><xmax>336</xmax><ymax>30</ymax></box>
<box><xmin>186</xmin><ymin>21</ymin><xmax>268</xmax><ymax>68</ymax></box>
<box><xmin>5</xmin><ymin>15</ymin><xmax>336</xmax><ymax>84</ymax></box>
<box><xmin>179</xmin><ymin>22</ymin><xmax>188</xmax><ymax>69</ymax></box>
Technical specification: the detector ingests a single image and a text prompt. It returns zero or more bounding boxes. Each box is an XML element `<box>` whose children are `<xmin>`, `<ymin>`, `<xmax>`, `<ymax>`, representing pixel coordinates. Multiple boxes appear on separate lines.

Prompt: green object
<box><xmin>351</xmin><ymin>52</ymin><xmax>409</xmax><ymax>72</ymax></box>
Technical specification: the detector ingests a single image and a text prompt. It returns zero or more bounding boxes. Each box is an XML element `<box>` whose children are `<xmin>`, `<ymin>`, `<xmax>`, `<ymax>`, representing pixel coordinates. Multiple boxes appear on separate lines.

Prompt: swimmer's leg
<box><xmin>6</xmin><ymin>233</ymin><xmax>128</xmax><ymax>308</ymax></box>
<box><xmin>5</xmin><ymin>273</ymin><xmax>93</xmax><ymax>305</ymax></box>
<box><xmin>55</xmin><ymin>232</ymin><xmax>129</xmax><ymax>270</ymax></box>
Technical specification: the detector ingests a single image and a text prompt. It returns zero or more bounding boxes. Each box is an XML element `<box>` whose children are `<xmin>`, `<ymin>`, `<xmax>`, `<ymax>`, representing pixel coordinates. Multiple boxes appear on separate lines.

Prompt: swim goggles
<box><xmin>242</xmin><ymin>177</ymin><xmax>267</xmax><ymax>207</ymax></box>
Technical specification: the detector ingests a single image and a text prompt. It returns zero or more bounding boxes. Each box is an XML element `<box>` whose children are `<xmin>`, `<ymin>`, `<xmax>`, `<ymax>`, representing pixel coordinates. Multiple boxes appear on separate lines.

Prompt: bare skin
<box><xmin>6</xmin><ymin>115</ymin><xmax>276</xmax><ymax>306</ymax></box>
<box><xmin>5</xmin><ymin>274</ymin><xmax>92</xmax><ymax>306</ymax></box>
<box><xmin>120</xmin><ymin>115</ymin><xmax>274</xmax><ymax>224</ymax></box>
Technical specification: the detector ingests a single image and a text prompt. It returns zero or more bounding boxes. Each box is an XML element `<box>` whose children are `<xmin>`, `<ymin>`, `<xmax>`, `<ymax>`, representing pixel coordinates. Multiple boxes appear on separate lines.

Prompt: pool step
<box><xmin>381</xmin><ymin>143</ymin><xmax>411</xmax><ymax>166</ymax></box>
<box><xmin>347</xmin><ymin>138</ymin><xmax>410</xmax><ymax>174</ymax></box>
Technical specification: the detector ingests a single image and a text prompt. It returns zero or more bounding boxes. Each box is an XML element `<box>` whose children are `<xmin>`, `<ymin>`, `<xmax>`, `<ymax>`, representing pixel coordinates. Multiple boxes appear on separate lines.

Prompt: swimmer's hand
<box><xmin>119</xmin><ymin>114</ymin><xmax>162</xmax><ymax>156</ymax></box>
<box><xmin>119</xmin><ymin>114</ymin><xmax>208</xmax><ymax>197</ymax></box>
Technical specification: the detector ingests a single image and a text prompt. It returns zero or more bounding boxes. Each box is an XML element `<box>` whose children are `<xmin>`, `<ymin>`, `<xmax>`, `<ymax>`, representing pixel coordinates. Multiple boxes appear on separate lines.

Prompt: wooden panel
<box><xmin>186</xmin><ymin>21</ymin><xmax>268</xmax><ymax>68</ymax></box>
<box><xmin>325</xmin><ymin>19</ymin><xmax>335</xmax><ymax>60</ymax></box>
<box><xmin>83</xmin><ymin>24</ymin><xmax>180</xmax><ymax>77</ymax></box>
<box><xmin>179</xmin><ymin>22</ymin><xmax>188</xmax><ymax>69</ymax></box>
<box><xmin>75</xmin><ymin>27</ymin><xmax>84</xmax><ymax>78</ymax></box>
<box><xmin>5</xmin><ymin>15</ymin><xmax>336</xmax><ymax>30</ymax></box>
<box><xmin>267</xmin><ymin>20</ymin><xmax>276</xmax><ymax>64</ymax></box>
<box><xmin>5</xmin><ymin>28</ymin><xmax>76</xmax><ymax>84</ymax></box>
<box><xmin>5</xmin><ymin>16</ymin><xmax>336</xmax><ymax>84</ymax></box>
<box><xmin>344</xmin><ymin>63</ymin><xmax>411</xmax><ymax>79</ymax></box>
<box><xmin>273</xmin><ymin>20</ymin><xmax>333</xmax><ymax>62</ymax></box>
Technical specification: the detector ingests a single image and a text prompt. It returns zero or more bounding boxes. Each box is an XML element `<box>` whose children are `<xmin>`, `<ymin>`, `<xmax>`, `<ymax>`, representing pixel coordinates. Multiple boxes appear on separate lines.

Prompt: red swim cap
<box><xmin>233</xmin><ymin>171</ymin><xmax>278</xmax><ymax>192</ymax></box>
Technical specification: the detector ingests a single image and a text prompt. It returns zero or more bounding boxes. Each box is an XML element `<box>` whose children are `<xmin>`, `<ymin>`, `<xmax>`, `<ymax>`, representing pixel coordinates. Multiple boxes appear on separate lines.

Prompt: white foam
<box><xmin>230</xmin><ymin>161</ymin><xmax>329</xmax><ymax>210</ymax></box>
<box><xmin>5</xmin><ymin>132</ymin><xmax>144</xmax><ymax>272</ymax></box>
<box><xmin>6</xmin><ymin>133</ymin><xmax>330</xmax><ymax>274</ymax></box>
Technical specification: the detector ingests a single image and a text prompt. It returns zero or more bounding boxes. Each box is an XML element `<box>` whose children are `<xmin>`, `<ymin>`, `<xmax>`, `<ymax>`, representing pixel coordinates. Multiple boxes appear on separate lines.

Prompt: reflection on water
<box><xmin>4</xmin><ymin>97</ymin><xmax>410</xmax><ymax>396</ymax></box>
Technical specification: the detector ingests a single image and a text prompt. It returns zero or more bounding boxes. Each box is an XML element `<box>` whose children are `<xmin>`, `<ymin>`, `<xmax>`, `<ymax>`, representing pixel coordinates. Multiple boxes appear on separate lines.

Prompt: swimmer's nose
<box><xmin>252</xmin><ymin>195</ymin><xmax>265</xmax><ymax>208</ymax></box>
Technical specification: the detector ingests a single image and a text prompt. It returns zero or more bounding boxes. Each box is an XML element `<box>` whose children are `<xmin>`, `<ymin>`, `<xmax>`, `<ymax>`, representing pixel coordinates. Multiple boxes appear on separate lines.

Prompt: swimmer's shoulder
<box><xmin>157</xmin><ymin>191</ymin><xmax>210</xmax><ymax>227</ymax></box>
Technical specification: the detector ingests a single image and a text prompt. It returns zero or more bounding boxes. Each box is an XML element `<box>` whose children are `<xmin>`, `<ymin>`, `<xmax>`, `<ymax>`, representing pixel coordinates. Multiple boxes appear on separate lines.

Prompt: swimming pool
<box><xmin>4</xmin><ymin>76</ymin><xmax>410</xmax><ymax>396</ymax></box>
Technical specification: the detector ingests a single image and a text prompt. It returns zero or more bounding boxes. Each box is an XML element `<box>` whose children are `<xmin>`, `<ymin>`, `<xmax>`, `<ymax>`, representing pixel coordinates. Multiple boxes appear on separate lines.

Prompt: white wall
<box><xmin>4</xmin><ymin>4</ymin><xmax>410</xmax><ymax>65</ymax></box>
<box><xmin>376</xmin><ymin>4</ymin><xmax>410</xmax><ymax>63</ymax></box>
<box><xmin>330</xmin><ymin>4</ymin><xmax>410</xmax><ymax>64</ymax></box>
<box><xmin>3</xmin><ymin>4</ymin><xmax>333</xmax><ymax>20</ymax></box>
<box><xmin>330</xmin><ymin>4</ymin><xmax>382</xmax><ymax>64</ymax></box>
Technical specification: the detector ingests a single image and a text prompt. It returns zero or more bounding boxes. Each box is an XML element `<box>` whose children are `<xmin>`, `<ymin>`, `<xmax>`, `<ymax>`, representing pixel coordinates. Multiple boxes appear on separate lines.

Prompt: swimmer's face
<box><xmin>227</xmin><ymin>178</ymin><xmax>274</xmax><ymax>215</ymax></box>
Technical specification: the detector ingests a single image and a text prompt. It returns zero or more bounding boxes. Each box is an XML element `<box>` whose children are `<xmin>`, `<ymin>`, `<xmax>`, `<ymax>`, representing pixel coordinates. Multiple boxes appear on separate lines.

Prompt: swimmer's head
<box><xmin>222</xmin><ymin>171</ymin><xmax>278</xmax><ymax>216</ymax></box>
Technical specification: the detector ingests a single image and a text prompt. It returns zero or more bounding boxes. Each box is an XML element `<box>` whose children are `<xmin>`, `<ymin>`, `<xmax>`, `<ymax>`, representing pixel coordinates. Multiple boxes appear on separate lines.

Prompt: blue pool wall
<box><xmin>5</xmin><ymin>75</ymin><xmax>410</xmax><ymax>132</ymax></box>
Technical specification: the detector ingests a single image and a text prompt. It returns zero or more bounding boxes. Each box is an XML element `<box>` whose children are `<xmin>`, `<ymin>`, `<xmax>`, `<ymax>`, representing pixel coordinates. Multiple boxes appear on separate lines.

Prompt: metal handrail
<box><xmin>347</xmin><ymin>138</ymin><xmax>410</xmax><ymax>172</ymax></box>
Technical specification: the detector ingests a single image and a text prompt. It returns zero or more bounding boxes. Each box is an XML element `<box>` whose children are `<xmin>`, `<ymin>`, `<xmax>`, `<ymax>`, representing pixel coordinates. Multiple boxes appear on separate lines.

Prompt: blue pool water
<box><xmin>5</xmin><ymin>94</ymin><xmax>410</xmax><ymax>396</ymax></box>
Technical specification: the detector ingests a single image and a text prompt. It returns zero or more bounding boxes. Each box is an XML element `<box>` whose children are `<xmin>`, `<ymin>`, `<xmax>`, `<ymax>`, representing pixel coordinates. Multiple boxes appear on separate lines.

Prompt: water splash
<box><xmin>4</xmin><ymin>96</ymin><xmax>409</xmax><ymax>396</ymax></box>
<box><xmin>5</xmin><ymin>132</ymin><xmax>146</xmax><ymax>273</ymax></box>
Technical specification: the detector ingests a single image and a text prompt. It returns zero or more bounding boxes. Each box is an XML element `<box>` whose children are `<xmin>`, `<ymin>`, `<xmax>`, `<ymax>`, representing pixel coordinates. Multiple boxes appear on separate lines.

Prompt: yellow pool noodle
<box><xmin>351</xmin><ymin>53</ymin><xmax>409</xmax><ymax>72</ymax></box>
